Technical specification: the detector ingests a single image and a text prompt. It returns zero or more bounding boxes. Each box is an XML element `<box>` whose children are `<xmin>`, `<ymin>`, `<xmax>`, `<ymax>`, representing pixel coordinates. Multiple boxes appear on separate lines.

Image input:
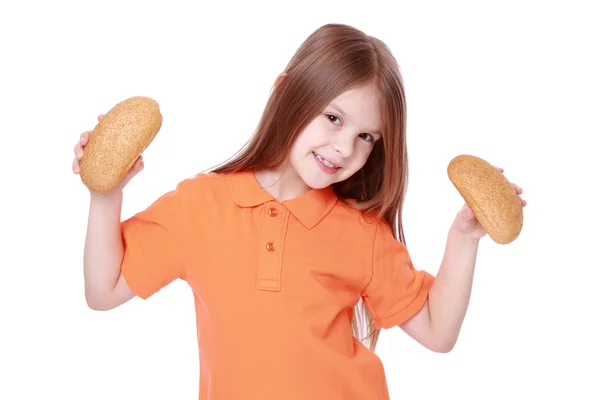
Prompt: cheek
<box><xmin>290</xmin><ymin>129</ymin><xmax>319</xmax><ymax>162</ymax></box>
<box><xmin>295</xmin><ymin>134</ymin><xmax>322</xmax><ymax>157</ymax></box>
<box><xmin>298</xmin><ymin>119</ymin><xmax>329</xmax><ymax>148</ymax></box>
<box><xmin>345</xmin><ymin>146</ymin><xmax>374</xmax><ymax>172</ymax></box>
<box><xmin>356</xmin><ymin>146</ymin><xmax>373</xmax><ymax>163</ymax></box>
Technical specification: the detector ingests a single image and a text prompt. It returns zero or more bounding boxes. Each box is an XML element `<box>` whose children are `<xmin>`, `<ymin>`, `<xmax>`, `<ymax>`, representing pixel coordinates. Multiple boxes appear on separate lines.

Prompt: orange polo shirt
<box><xmin>120</xmin><ymin>171</ymin><xmax>434</xmax><ymax>400</ymax></box>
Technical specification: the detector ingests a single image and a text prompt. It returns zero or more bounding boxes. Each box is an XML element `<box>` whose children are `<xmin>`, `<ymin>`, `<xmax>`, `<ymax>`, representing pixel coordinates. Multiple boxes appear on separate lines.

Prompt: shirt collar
<box><xmin>227</xmin><ymin>170</ymin><xmax>338</xmax><ymax>229</ymax></box>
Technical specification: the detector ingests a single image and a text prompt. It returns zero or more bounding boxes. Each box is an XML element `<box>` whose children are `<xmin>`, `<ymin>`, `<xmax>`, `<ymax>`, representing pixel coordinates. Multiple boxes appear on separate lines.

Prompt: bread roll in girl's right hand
<box><xmin>78</xmin><ymin>96</ymin><xmax>162</xmax><ymax>193</ymax></box>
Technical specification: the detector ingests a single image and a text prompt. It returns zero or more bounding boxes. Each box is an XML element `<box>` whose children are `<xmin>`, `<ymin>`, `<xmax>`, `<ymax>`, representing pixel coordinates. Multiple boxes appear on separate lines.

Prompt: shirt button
<box><xmin>266</xmin><ymin>242</ymin><xmax>276</xmax><ymax>251</ymax></box>
<box><xmin>268</xmin><ymin>208</ymin><xmax>278</xmax><ymax>217</ymax></box>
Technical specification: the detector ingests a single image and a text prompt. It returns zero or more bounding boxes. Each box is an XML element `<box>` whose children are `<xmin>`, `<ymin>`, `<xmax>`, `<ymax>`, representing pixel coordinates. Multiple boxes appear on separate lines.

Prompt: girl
<box><xmin>72</xmin><ymin>23</ymin><xmax>526</xmax><ymax>400</ymax></box>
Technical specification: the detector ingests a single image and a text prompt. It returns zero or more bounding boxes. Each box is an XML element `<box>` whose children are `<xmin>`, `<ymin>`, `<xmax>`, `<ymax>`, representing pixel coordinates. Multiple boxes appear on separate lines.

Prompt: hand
<box><xmin>72</xmin><ymin>114</ymin><xmax>145</xmax><ymax>198</ymax></box>
<box><xmin>452</xmin><ymin>167</ymin><xmax>527</xmax><ymax>240</ymax></box>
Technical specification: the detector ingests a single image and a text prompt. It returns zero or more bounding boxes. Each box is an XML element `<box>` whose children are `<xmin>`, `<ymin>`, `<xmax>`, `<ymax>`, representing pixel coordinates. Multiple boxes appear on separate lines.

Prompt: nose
<box><xmin>332</xmin><ymin>132</ymin><xmax>354</xmax><ymax>158</ymax></box>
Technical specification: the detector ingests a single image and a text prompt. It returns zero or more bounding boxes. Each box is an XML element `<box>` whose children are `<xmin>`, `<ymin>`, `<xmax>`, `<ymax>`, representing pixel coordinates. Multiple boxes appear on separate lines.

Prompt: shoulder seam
<box><xmin>361</xmin><ymin>218</ymin><xmax>381</xmax><ymax>295</ymax></box>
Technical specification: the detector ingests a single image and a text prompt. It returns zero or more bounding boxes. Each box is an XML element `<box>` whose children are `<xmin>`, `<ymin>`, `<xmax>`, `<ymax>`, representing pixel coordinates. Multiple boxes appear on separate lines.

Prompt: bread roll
<box><xmin>79</xmin><ymin>96</ymin><xmax>162</xmax><ymax>193</ymax></box>
<box><xmin>447</xmin><ymin>154</ymin><xmax>523</xmax><ymax>244</ymax></box>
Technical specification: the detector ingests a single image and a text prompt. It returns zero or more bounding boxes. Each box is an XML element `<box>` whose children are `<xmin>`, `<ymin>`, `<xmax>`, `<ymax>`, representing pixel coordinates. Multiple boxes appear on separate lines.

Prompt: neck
<box><xmin>254</xmin><ymin>164</ymin><xmax>310</xmax><ymax>203</ymax></box>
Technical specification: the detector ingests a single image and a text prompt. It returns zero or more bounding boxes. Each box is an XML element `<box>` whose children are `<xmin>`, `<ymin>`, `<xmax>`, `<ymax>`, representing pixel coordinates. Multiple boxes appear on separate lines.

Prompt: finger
<box><xmin>521</xmin><ymin>199</ymin><xmax>527</xmax><ymax>206</ymax></box>
<box><xmin>512</xmin><ymin>183</ymin><xmax>523</xmax><ymax>194</ymax></box>
<box><xmin>80</xmin><ymin>130</ymin><xmax>91</xmax><ymax>139</ymax></box>
<box><xmin>72</xmin><ymin>158</ymin><xmax>79</xmax><ymax>174</ymax></box>
<box><xmin>78</xmin><ymin>134</ymin><xmax>89</xmax><ymax>148</ymax></box>
<box><xmin>98</xmin><ymin>114</ymin><xmax>104</xmax><ymax>121</ymax></box>
<box><xmin>74</xmin><ymin>142</ymin><xmax>84</xmax><ymax>159</ymax></box>
<box><xmin>136</xmin><ymin>156</ymin><xmax>144</xmax><ymax>170</ymax></box>
<box><xmin>128</xmin><ymin>156</ymin><xmax>144</xmax><ymax>175</ymax></box>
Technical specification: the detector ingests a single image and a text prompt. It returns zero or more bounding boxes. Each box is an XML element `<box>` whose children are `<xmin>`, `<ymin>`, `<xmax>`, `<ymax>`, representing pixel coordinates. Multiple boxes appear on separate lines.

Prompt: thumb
<box><xmin>121</xmin><ymin>156</ymin><xmax>144</xmax><ymax>186</ymax></box>
<box><xmin>461</xmin><ymin>203</ymin><xmax>475</xmax><ymax>219</ymax></box>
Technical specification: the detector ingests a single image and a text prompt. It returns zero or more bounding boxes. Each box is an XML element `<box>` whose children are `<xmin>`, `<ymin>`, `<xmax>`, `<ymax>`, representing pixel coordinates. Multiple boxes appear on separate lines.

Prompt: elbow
<box><xmin>86</xmin><ymin>297</ymin><xmax>108</xmax><ymax>311</ymax></box>
<box><xmin>85</xmin><ymin>290</ymin><xmax>113</xmax><ymax>311</ymax></box>
<box><xmin>432</xmin><ymin>342</ymin><xmax>455</xmax><ymax>353</ymax></box>
<box><xmin>430</xmin><ymin>336</ymin><xmax>457</xmax><ymax>353</ymax></box>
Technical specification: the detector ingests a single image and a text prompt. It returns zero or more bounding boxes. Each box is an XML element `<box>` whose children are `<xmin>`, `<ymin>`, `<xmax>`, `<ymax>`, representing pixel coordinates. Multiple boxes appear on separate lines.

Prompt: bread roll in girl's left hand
<box><xmin>78</xmin><ymin>96</ymin><xmax>162</xmax><ymax>193</ymax></box>
<box><xmin>447</xmin><ymin>154</ymin><xmax>525</xmax><ymax>244</ymax></box>
<box><xmin>73</xmin><ymin>114</ymin><xmax>145</xmax><ymax>197</ymax></box>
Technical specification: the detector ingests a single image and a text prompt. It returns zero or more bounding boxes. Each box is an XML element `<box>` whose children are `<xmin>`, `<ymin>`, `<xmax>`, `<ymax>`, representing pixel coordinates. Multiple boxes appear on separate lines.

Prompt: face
<box><xmin>288</xmin><ymin>82</ymin><xmax>382</xmax><ymax>191</ymax></box>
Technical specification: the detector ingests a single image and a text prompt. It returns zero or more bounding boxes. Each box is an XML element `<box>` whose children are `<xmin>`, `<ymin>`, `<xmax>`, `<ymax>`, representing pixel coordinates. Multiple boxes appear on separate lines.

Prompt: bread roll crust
<box><xmin>447</xmin><ymin>154</ymin><xmax>523</xmax><ymax>244</ymax></box>
<box><xmin>80</xmin><ymin>96</ymin><xmax>162</xmax><ymax>193</ymax></box>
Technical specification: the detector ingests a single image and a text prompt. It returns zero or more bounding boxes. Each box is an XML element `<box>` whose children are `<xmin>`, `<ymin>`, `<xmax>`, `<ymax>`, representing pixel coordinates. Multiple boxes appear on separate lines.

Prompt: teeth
<box><xmin>314</xmin><ymin>152</ymin><xmax>339</xmax><ymax>169</ymax></box>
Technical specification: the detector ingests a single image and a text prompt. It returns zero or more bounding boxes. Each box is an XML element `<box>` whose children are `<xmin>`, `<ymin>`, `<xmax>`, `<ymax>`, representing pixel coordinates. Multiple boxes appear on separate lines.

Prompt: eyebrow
<box><xmin>329</xmin><ymin>102</ymin><xmax>382</xmax><ymax>136</ymax></box>
<box><xmin>329</xmin><ymin>102</ymin><xmax>347</xmax><ymax>119</ymax></box>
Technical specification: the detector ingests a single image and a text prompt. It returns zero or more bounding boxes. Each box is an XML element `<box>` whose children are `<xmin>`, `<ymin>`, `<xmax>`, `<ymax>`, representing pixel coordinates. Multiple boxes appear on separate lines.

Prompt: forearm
<box><xmin>83</xmin><ymin>191</ymin><xmax>125</xmax><ymax>307</ymax></box>
<box><xmin>427</xmin><ymin>224</ymin><xmax>480</xmax><ymax>349</ymax></box>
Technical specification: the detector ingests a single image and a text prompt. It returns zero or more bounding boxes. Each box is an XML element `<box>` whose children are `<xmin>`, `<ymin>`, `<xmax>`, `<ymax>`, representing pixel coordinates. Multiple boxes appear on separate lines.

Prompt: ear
<box><xmin>272</xmin><ymin>72</ymin><xmax>288</xmax><ymax>93</ymax></box>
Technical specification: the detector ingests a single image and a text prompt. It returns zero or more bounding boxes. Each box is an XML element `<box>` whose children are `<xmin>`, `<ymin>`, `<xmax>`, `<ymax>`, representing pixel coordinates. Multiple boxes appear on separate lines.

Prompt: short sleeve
<box><xmin>120</xmin><ymin>180</ymin><xmax>189</xmax><ymax>300</ymax></box>
<box><xmin>362</xmin><ymin>219</ymin><xmax>435</xmax><ymax>329</ymax></box>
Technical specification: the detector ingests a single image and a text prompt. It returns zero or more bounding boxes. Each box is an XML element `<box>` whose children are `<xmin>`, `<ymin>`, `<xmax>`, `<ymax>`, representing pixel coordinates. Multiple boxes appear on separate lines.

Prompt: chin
<box><xmin>300</xmin><ymin>168</ymin><xmax>351</xmax><ymax>190</ymax></box>
<box><xmin>299</xmin><ymin>173</ymin><xmax>333</xmax><ymax>190</ymax></box>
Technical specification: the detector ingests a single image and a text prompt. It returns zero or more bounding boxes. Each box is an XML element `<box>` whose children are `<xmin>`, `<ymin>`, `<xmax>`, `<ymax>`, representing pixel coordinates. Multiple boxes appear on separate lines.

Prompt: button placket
<box><xmin>256</xmin><ymin>203</ymin><xmax>288</xmax><ymax>291</ymax></box>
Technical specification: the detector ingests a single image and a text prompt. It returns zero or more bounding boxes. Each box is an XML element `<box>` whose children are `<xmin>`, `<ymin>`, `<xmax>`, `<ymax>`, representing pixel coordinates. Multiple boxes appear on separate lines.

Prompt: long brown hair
<box><xmin>212</xmin><ymin>23</ymin><xmax>409</xmax><ymax>351</ymax></box>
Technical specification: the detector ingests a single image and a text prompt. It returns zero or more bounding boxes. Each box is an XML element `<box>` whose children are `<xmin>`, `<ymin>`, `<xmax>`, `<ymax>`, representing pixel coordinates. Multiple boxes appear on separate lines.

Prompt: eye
<box><xmin>359</xmin><ymin>133</ymin><xmax>374</xmax><ymax>142</ymax></box>
<box><xmin>326</xmin><ymin>114</ymin><xmax>342</xmax><ymax>126</ymax></box>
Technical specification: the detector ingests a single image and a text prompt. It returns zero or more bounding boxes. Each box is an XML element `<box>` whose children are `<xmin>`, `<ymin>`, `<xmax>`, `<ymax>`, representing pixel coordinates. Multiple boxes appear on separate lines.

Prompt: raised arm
<box><xmin>73</xmin><ymin>114</ymin><xmax>144</xmax><ymax>310</ymax></box>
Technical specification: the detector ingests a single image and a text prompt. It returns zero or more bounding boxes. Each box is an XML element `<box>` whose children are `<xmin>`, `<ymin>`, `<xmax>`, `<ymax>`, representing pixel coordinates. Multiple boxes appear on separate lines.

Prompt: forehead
<box><xmin>328</xmin><ymin>83</ymin><xmax>381</xmax><ymax>132</ymax></box>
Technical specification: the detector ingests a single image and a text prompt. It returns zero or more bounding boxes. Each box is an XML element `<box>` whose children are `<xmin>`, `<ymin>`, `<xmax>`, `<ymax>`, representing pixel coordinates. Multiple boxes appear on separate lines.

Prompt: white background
<box><xmin>1</xmin><ymin>0</ymin><xmax>598</xmax><ymax>399</ymax></box>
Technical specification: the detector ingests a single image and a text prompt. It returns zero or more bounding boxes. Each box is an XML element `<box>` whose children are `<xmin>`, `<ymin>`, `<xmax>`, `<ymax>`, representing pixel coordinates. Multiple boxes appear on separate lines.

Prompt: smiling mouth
<box><xmin>313</xmin><ymin>152</ymin><xmax>341</xmax><ymax>169</ymax></box>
